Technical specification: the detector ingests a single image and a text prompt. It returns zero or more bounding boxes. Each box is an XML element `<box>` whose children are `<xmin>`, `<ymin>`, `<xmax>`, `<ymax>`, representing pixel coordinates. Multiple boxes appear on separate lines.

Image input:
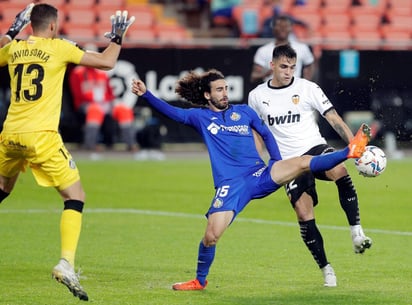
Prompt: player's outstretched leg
<box><xmin>52</xmin><ymin>258</ymin><xmax>89</xmax><ymax>301</ymax></box>
<box><xmin>347</xmin><ymin>123</ymin><xmax>371</xmax><ymax>158</ymax></box>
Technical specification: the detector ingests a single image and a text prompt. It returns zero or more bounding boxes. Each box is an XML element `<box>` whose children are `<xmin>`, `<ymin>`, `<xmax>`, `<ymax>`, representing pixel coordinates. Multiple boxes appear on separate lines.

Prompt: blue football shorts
<box><xmin>206</xmin><ymin>160</ymin><xmax>280</xmax><ymax>221</ymax></box>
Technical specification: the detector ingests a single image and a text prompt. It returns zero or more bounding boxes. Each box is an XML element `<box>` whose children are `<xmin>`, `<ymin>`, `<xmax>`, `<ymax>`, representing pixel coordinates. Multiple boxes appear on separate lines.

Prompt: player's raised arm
<box><xmin>0</xmin><ymin>3</ymin><xmax>34</xmax><ymax>47</ymax></box>
<box><xmin>79</xmin><ymin>10</ymin><xmax>135</xmax><ymax>70</ymax></box>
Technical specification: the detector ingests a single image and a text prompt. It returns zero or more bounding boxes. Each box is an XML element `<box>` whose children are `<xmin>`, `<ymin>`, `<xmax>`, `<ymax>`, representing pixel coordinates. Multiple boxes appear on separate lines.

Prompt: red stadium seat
<box><xmin>62</xmin><ymin>25</ymin><xmax>97</xmax><ymax>41</ymax></box>
<box><xmin>351</xmin><ymin>30</ymin><xmax>382</xmax><ymax>50</ymax></box>
<box><xmin>64</xmin><ymin>8</ymin><xmax>97</xmax><ymax>27</ymax></box>
<box><xmin>66</xmin><ymin>0</ymin><xmax>96</xmax><ymax>8</ymax></box>
<box><xmin>288</xmin><ymin>0</ymin><xmax>322</xmax><ymax>13</ymax></box>
<box><xmin>123</xmin><ymin>4</ymin><xmax>156</xmax><ymax>28</ymax></box>
<box><xmin>321</xmin><ymin>29</ymin><xmax>353</xmax><ymax>50</ymax></box>
<box><xmin>97</xmin><ymin>0</ymin><xmax>126</xmax><ymax>9</ymax></box>
<box><xmin>322</xmin><ymin>0</ymin><xmax>352</xmax><ymax>13</ymax></box>
<box><xmin>291</xmin><ymin>11</ymin><xmax>322</xmax><ymax>33</ymax></box>
<box><xmin>381</xmin><ymin>28</ymin><xmax>411</xmax><ymax>50</ymax></box>
<box><xmin>154</xmin><ymin>24</ymin><xmax>192</xmax><ymax>44</ymax></box>
<box><xmin>125</xmin><ymin>27</ymin><xmax>156</xmax><ymax>43</ymax></box>
<box><xmin>351</xmin><ymin>13</ymin><xmax>382</xmax><ymax>32</ymax></box>
<box><xmin>322</xmin><ymin>12</ymin><xmax>352</xmax><ymax>32</ymax></box>
<box><xmin>386</xmin><ymin>0</ymin><xmax>412</xmax><ymax>15</ymax></box>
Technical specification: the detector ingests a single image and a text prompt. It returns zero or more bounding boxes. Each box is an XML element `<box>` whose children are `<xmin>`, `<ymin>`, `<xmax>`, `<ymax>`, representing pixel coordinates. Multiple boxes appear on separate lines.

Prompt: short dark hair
<box><xmin>272</xmin><ymin>44</ymin><xmax>297</xmax><ymax>60</ymax></box>
<box><xmin>175</xmin><ymin>69</ymin><xmax>225</xmax><ymax>105</ymax></box>
<box><xmin>30</xmin><ymin>4</ymin><xmax>58</xmax><ymax>31</ymax></box>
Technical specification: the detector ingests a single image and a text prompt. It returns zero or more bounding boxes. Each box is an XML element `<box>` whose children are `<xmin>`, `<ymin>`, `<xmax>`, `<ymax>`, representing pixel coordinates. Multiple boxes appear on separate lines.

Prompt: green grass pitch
<box><xmin>0</xmin><ymin>156</ymin><xmax>411</xmax><ymax>305</ymax></box>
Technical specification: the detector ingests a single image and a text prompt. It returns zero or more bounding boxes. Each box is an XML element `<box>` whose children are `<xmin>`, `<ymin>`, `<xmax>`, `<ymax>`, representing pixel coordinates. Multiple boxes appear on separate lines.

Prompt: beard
<box><xmin>210</xmin><ymin>98</ymin><xmax>228</xmax><ymax>110</ymax></box>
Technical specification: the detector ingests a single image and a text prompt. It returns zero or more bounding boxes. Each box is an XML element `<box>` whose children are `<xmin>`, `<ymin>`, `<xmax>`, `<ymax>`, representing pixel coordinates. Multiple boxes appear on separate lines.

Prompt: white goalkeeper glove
<box><xmin>104</xmin><ymin>10</ymin><xmax>135</xmax><ymax>45</ymax></box>
<box><xmin>6</xmin><ymin>3</ymin><xmax>35</xmax><ymax>40</ymax></box>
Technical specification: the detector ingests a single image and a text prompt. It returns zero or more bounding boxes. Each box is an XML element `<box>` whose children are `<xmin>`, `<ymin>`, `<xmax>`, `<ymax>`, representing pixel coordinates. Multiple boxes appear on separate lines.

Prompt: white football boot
<box><xmin>351</xmin><ymin>225</ymin><xmax>372</xmax><ymax>254</ymax></box>
<box><xmin>322</xmin><ymin>263</ymin><xmax>337</xmax><ymax>287</ymax></box>
<box><xmin>52</xmin><ymin>258</ymin><xmax>88</xmax><ymax>301</ymax></box>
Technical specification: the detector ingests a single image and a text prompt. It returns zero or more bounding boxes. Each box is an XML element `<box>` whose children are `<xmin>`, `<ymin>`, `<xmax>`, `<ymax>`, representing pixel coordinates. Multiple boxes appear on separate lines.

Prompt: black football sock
<box><xmin>336</xmin><ymin>175</ymin><xmax>360</xmax><ymax>226</ymax></box>
<box><xmin>299</xmin><ymin>219</ymin><xmax>329</xmax><ymax>268</ymax></box>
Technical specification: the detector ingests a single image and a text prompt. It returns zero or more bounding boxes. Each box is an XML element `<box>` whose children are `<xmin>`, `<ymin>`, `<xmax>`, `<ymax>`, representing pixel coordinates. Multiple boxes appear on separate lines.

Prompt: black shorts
<box><xmin>284</xmin><ymin>144</ymin><xmax>335</xmax><ymax>208</ymax></box>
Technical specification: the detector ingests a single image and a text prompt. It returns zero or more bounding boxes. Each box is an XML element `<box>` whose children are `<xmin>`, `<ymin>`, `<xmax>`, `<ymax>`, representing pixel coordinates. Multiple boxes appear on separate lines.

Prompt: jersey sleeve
<box><xmin>142</xmin><ymin>90</ymin><xmax>188</xmax><ymax>124</ymax></box>
<box><xmin>246</xmin><ymin>106</ymin><xmax>282</xmax><ymax>161</ymax></box>
<box><xmin>309</xmin><ymin>81</ymin><xmax>334</xmax><ymax>116</ymax></box>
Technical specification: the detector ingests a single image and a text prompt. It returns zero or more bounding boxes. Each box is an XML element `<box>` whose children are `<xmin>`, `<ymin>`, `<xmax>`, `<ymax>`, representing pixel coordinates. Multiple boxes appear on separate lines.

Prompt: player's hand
<box><xmin>104</xmin><ymin>10</ymin><xmax>135</xmax><ymax>45</ymax></box>
<box><xmin>6</xmin><ymin>3</ymin><xmax>34</xmax><ymax>40</ymax></box>
<box><xmin>132</xmin><ymin>79</ymin><xmax>146</xmax><ymax>96</ymax></box>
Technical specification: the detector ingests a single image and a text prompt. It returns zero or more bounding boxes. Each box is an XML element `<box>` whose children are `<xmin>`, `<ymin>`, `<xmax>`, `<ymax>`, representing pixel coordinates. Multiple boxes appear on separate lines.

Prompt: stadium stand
<box><xmin>381</xmin><ymin>29</ymin><xmax>411</xmax><ymax>50</ymax></box>
<box><xmin>97</xmin><ymin>0</ymin><xmax>126</xmax><ymax>8</ymax></box>
<box><xmin>124</xmin><ymin>4</ymin><xmax>156</xmax><ymax>29</ymax></box>
<box><xmin>386</xmin><ymin>0</ymin><xmax>412</xmax><ymax>15</ymax></box>
<box><xmin>154</xmin><ymin>23</ymin><xmax>193</xmax><ymax>44</ymax></box>
<box><xmin>321</xmin><ymin>0</ymin><xmax>352</xmax><ymax>13</ymax></box>
<box><xmin>351</xmin><ymin>12</ymin><xmax>382</xmax><ymax>32</ymax></box>
<box><xmin>322</xmin><ymin>12</ymin><xmax>352</xmax><ymax>32</ymax></box>
<box><xmin>0</xmin><ymin>3</ymin><xmax>34</xmax><ymax>39</ymax></box>
<box><xmin>350</xmin><ymin>0</ymin><xmax>386</xmax><ymax>15</ymax></box>
<box><xmin>351</xmin><ymin>29</ymin><xmax>382</xmax><ymax>50</ymax></box>
<box><xmin>0</xmin><ymin>0</ymin><xmax>410</xmax><ymax>50</ymax></box>
<box><xmin>62</xmin><ymin>26</ymin><xmax>97</xmax><ymax>40</ymax></box>
<box><xmin>231</xmin><ymin>4</ymin><xmax>263</xmax><ymax>38</ymax></box>
<box><xmin>321</xmin><ymin>29</ymin><xmax>353</xmax><ymax>50</ymax></box>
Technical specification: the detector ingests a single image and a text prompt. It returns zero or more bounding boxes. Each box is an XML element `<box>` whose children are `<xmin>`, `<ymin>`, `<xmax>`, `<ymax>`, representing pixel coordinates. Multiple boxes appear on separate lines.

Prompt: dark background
<box><xmin>1</xmin><ymin>48</ymin><xmax>411</xmax><ymax>143</ymax></box>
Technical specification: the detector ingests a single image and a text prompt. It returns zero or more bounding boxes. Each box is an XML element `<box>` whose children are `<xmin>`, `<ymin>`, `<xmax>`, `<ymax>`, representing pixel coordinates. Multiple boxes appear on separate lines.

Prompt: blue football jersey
<box><xmin>142</xmin><ymin>91</ymin><xmax>282</xmax><ymax>187</ymax></box>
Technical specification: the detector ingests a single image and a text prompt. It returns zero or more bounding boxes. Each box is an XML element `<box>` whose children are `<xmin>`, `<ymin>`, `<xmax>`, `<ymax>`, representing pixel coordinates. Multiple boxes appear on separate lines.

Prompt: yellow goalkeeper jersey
<box><xmin>0</xmin><ymin>36</ymin><xmax>84</xmax><ymax>133</ymax></box>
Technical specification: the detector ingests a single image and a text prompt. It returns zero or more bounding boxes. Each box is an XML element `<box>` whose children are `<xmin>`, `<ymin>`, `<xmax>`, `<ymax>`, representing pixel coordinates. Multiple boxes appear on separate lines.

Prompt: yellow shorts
<box><xmin>0</xmin><ymin>131</ymin><xmax>80</xmax><ymax>190</ymax></box>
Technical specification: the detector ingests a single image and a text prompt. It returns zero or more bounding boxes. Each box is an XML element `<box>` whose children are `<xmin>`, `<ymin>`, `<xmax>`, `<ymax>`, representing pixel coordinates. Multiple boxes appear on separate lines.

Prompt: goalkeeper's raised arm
<box><xmin>0</xmin><ymin>3</ymin><xmax>34</xmax><ymax>47</ymax></box>
<box><xmin>79</xmin><ymin>10</ymin><xmax>135</xmax><ymax>70</ymax></box>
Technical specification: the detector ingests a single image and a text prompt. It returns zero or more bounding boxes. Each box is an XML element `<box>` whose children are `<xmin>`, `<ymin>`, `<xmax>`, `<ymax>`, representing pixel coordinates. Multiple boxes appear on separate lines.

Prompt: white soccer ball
<box><xmin>355</xmin><ymin>145</ymin><xmax>387</xmax><ymax>177</ymax></box>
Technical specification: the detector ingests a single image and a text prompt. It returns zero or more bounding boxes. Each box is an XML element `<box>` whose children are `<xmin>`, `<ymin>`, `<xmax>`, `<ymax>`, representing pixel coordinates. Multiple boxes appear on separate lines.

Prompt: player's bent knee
<box><xmin>203</xmin><ymin>234</ymin><xmax>219</xmax><ymax>247</ymax></box>
<box><xmin>301</xmin><ymin>155</ymin><xmax>312</xmax><ymax>170</ymax></box>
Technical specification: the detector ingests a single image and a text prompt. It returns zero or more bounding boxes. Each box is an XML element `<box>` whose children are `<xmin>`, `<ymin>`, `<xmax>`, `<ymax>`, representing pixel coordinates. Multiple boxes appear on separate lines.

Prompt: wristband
<box><xmin>6</xmin><ymin>29</ymin><xmax>18</xmax><ymax>40</ymax></box>
<box><xmin>111</xmin><ymin>34</ymin><xmax>122</xmax><ymax>45</ymax></box>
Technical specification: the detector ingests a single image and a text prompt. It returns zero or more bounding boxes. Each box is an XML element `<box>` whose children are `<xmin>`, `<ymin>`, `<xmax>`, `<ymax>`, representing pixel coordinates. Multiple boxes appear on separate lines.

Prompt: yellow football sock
<box><xmin>60</xmin><ymin>209</ymin><xmax>82</xmax><ymax>267</ymax></box>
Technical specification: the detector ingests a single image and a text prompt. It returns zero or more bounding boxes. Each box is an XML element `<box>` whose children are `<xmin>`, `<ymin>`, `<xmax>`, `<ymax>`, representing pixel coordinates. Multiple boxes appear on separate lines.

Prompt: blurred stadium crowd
<box><xmin>1</xmin><ymin>0</ymin><xmax>411</xmax><ymax>50</ymax></box>
<box><xmin>0</xmin><ymin>0</ymin><xmax>411</xmax><ymax>158</ymax></box>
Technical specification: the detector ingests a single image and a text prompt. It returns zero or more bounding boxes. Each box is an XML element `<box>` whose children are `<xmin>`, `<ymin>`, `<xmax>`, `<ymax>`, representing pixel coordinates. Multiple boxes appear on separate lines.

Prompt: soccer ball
<box><xmin>355</xmin><ymin>145</ymin><xmax>387</xmax><ymax>177</ymax></box>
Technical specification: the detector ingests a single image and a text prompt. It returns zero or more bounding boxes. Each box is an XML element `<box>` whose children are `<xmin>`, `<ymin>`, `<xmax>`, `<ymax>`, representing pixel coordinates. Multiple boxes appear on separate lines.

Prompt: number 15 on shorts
<box><xmin>215</xmin><ymin>185</ymin><xmax>230</xmax><ymax>198</ymax></box>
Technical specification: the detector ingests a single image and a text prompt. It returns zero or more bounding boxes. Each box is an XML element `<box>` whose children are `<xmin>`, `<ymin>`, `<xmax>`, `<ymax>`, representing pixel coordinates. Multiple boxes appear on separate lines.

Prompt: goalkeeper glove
<box><xmin>6</xmin><ymin>3</ymin><xmax>35</xmax><ymax>40</ymax></box>
<box><xmin>104</xmin><ymin>10</ymin><xmax>135</xmax><ymax>45</ymax></box>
